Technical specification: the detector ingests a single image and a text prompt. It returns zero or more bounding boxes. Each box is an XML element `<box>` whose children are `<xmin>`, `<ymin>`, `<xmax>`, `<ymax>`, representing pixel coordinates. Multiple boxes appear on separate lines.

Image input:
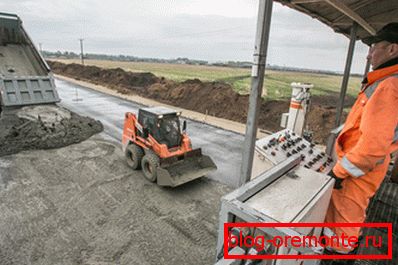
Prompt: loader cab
<box><xmin>138</xmin><ymin>107</ymin><xmax>183</xmax><ymax>148</ymax></box>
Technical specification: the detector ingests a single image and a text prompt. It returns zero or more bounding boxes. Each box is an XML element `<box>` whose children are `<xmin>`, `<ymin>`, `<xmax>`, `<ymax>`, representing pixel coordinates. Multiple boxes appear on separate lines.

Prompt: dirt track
<box><xmin>48</xmin><ymin>61</ymin><xmax>349</xmax><ymax>144</ymax></box>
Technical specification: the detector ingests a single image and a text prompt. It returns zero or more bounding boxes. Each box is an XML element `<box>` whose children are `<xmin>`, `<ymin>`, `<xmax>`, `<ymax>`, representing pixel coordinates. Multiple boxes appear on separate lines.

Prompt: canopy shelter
<box><xmin>239</xmin><ymin>0</ymin><xmax>398</xmax><ymax>186</ymax></box>
<box><xmin>275</xmin><ymin>0</ymin><xmax>398</xmax><ymax>43</ymax></box>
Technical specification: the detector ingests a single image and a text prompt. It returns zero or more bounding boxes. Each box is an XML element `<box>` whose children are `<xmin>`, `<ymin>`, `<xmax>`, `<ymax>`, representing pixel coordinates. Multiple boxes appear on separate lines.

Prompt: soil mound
<box><xmin>146</xmin><ymin>78</ymin><xmax>346</xmax><ymax>143</ymax></box>
<box><xmin>0</xmin><ymin>105</ymin><xmax>103</xmax><ymax>156</ymax></box>
<box><xmin>49</xmin><ymin>61</ymin><xmax>159</xmax><ymax>89</ymax></box>
<box><xmin>49</xmin><ymin>61</ymin><xmax>348</xmax><ymax>144</ymax></box>
<box><xmin>146</xmin><ymin>79</ymin><xmax>250</xmax><ymax>122</ymax></box>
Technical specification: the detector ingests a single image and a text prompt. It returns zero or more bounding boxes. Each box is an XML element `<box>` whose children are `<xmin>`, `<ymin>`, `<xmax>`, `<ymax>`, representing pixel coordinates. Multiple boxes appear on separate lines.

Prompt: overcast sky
<box><xmin>1</xmin><ymin>0</ymin><xmax>370</xmax><ymax>73</ymax></box>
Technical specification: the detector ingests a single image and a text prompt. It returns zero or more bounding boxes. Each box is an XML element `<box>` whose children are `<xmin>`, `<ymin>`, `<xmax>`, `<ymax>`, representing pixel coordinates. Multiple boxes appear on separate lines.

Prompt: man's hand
<box><xmin>328</xmin><ymin>170</ymin><xmax>344</xmax><ymax>190</ymax></box>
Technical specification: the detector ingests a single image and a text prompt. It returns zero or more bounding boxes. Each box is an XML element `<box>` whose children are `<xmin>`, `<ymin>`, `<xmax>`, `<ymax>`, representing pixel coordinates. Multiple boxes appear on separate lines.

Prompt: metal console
<box><xmin>215</xmin><ymin>156</ymin><xmax>334</xmax><ymax>265</ymax></box>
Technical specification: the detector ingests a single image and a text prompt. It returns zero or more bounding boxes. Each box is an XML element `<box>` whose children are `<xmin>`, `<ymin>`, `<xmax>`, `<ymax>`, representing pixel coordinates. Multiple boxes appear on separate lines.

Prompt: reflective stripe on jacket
<box><xmin>333</xmin><ymin>64</ymin><xmax>398</xmax><ymax>178</ymax></box>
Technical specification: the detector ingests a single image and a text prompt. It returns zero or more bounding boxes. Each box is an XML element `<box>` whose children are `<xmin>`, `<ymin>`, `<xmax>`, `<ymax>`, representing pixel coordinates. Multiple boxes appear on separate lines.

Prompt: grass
<box><xmin>53</xmin><ymin>58</ymin><xmax>363</xmax><ymax>101</ymax></box>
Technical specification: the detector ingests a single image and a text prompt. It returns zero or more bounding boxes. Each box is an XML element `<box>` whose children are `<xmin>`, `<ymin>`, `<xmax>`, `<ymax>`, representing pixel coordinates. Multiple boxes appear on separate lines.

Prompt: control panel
<box><xmin>254</xmin><ymin>129</ymin><xmax>334</xmax><ymax>174</ymax></box>
<box><xmin>217</xmin><ymin>157</ymin><xmax>334</xmax><ymax>265</ymax></box>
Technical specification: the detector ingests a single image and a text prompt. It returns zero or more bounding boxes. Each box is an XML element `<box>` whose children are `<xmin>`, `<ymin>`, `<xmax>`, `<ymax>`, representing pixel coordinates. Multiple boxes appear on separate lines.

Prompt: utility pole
<box><xmin>39</xmin><ymin>43</ymin><xmax>43</xmax><ymax>54</ymax></box>
<box><xmin>79</xmin><ymin>38</ymin><xmax>85</xmax><ymax>65</ymax></box>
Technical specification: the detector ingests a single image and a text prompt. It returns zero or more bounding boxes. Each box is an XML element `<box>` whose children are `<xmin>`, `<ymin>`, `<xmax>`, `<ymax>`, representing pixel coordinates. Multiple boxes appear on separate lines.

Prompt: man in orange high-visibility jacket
<box><xmin>324</xmin><ymin>23</ymin><xmax>398</xmax><ymax>254</ymax></box>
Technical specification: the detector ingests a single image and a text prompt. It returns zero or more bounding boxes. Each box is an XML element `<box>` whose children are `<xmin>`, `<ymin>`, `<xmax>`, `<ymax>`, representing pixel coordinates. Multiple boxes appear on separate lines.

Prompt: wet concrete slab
<box><xmin>55</xmin><ymin>78</ymin><xmax>245</xmax><ymax>188</ymax></box>
<box><xmin>0</xmin><ymin>134</ymin><xmax>231</xmax><ymax>265</ymax></box>
<box><xmin>0</xmin><ymin>77</ymin><xmax>248</xmax><ymax>265</ymax></box>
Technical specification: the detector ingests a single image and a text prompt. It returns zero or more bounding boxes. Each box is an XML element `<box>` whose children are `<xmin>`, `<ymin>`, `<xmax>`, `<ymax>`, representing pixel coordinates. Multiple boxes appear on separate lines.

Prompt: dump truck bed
<box><xmin>0</xmin><ymin>12</ymin><xmax>59</xmax><ymax>108</ymax></box>
<box><xmin>0</xmin><ymin>44</ymin><xmax>47</xmax><ymax>77</ymax></box>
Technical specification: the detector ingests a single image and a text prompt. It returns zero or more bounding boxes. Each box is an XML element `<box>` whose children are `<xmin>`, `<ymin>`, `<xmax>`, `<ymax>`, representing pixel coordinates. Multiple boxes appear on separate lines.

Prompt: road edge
<box><xmin>54</xmin><ymin>74</ymin><xmax>270</xmax><ymax>138</ymax></box>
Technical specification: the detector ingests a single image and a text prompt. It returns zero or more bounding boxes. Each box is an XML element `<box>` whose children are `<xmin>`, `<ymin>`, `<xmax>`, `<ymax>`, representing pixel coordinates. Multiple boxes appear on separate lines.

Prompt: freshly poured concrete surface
<box><xmin>54</xmin><ymin>74</ymin><xmax>270</xmax><ymax>138</ymax></box>
<box><xmin>55</xmin><ymin>78</ymin><xmax>245</xmax><ymax>188</ymax></box>
<box><xmin>0</xmin><ymin>134</ymin><xmax>231</xmax><ymax>265</ymax></box>
<box><xmin>0</xmin><ymin>78</ymin><xmax>248</xmax><ymax>264</ymax></box>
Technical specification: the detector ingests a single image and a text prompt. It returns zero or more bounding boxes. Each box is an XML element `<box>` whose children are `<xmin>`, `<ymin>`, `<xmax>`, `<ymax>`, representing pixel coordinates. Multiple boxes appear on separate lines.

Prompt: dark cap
<box><xmin>363</xmin><ymin>22</ymin><xmax>398</xmax><ymax>45</ymax></box>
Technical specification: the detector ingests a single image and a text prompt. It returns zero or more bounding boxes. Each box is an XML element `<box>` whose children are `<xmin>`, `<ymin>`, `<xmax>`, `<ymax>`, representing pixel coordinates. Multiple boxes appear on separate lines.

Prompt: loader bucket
<box><xmin>157</xmin><ymin>149</ymin><xmax>217</xmax><ymax>187</ymax></box>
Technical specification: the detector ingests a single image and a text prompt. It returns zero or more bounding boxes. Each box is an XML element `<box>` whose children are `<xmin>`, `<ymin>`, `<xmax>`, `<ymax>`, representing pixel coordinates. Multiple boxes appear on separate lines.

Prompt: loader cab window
<box><xmin>138</xmin><ymin>111</ymin><xmax>156</xmax><ymax>137</ymax></box>
<box><xmin>140</xmin><ymin>117</ymin><xmax>154</xmax><ymax>132</ymax></box>
<box><xmin>138</xmin><ymin>111</ymin><xmax>182</xmax><ymax>148</ymax></box>
<box><xmin>158</xmin><ymin>116</ymin><xmax>182</xmax><ymax>148</ymax></box>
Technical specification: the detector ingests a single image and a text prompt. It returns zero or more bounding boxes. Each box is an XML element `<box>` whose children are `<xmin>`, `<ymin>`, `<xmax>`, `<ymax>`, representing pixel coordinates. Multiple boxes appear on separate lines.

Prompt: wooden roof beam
<box><xmin>290</xmin><ymin>0</ymin><xmax>323</xmax><ymax>3</ymax></box>
<box><xmin>332</xmin><ymin>21</ymin><xmax>388</xmax><ymax>26</ymax></box>
<box><xmin>325</xmin><ymin>0</ymin><xmax>377</xmax><ymax>35</ymax></box>
<box><xmin>332</xmin><ymin>0</ymin><xmax>377</xmax><ymax>23</ymax></box>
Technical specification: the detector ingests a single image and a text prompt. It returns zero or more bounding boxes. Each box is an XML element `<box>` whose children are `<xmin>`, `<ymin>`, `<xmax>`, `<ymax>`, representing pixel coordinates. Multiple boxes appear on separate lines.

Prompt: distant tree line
<box><xmin>43</xmin><ymin>50</ymin><xmax>361</xmax><ymax>77</ymax></box>
<box><xmin>43</xmin><ymin>51</ymin><xmax>210</xmax><ymax>66</ymax></box>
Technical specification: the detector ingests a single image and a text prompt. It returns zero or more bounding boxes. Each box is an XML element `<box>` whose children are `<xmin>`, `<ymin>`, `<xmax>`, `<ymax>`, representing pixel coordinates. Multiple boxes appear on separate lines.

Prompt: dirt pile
<box><xmin>49</xmin><ymin>61</ymin><xmax>159</xmax><ymax>90</ymax></box>
<box><xmin>146</xmin><ymin>80</ymin><xmax>300</xmax><ymax>134</ymax></box>
<box><xmin>0</xmin><ymin>105</ymin><xmax>103</xmax><ymax>156</ymax></box>
<box><xmin>147</xmin><ymin>79</ymin><xmax>250</xmax><ymax>121</ymax></box>
<box><xmin>49</xmin><ymin>61</ymin><xmax>347</xmax><ymax>144</ymax></box>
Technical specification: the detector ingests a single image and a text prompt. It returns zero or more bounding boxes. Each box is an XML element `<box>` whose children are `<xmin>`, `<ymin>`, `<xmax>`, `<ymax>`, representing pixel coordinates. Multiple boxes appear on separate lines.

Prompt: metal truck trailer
<box><xmin>0</xmin><ymin>12</ymin><xmax>59</xmax><ymax>111</ymax></box>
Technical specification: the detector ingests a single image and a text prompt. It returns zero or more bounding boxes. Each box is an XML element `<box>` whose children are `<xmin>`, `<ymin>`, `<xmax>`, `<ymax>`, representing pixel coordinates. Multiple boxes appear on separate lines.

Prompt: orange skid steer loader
<box><xmin>122</xmin><ymin>106</ymin><xmax>217</xmax><ymax>187</ymax></box>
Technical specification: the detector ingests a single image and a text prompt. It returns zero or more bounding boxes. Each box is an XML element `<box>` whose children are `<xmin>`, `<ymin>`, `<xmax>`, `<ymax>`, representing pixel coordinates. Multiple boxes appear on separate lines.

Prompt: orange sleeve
<box><xmin>333</xmin><ymin>162</ymin><xmax>350</xmax><ymax>179</ymax></box>
<box><xmin>334</xmin><ymin>77</ymin><xmax>398</xmax><ymax>178</ymax></box>
<box><xmin>333</xmin><ymin>77</ymin><xmax>398</xmax><ymax>178</ymax></box>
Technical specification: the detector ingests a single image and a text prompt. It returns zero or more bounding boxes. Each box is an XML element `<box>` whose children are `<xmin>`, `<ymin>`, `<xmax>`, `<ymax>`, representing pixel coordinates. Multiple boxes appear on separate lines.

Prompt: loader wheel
<box><xmin>125</xmin><ymin>144</ymin><xmax>144</xmax><ymax>170</ymax></box>
<box><xmin>141</xmin><ymin>153</ymin><xmax>160</xmax><ymax>182</ymax></box>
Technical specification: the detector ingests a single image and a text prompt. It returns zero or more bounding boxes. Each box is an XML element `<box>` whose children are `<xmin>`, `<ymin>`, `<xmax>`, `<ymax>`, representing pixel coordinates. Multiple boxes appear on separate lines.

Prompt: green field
<box><xmin>53</xmin><ymin>59</ymin><xmax>362</xmax><ymax>100</ymax></box>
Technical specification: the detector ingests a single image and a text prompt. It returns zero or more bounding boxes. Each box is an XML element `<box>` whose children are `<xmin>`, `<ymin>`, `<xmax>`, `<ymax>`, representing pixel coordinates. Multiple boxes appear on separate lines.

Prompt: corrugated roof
<box><xmin>274</xmin><ymin>0</ymin><xmax>398</xmax><ymax>44</ymax></box>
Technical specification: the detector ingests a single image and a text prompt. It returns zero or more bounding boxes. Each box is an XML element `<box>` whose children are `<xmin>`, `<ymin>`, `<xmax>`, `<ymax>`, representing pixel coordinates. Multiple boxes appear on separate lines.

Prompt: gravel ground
<box><xmin>0</xmin><ymin>134</ymin><xmax>231</xmax><ymax>265</ymax></box>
